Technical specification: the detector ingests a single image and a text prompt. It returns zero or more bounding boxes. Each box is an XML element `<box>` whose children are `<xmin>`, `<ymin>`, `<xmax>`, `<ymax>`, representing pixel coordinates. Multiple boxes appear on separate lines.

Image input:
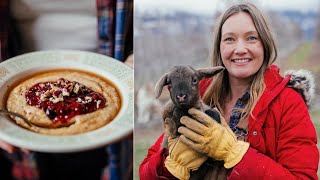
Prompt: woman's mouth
<box><xmin>231</xmin><ymin>58</ymin><xmax>251</xmax><ymax>64</ymax></box>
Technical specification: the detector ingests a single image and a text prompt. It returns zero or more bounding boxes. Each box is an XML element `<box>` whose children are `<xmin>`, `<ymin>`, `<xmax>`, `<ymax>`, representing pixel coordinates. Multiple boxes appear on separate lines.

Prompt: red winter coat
<box><xmin>139</xmin><ymin>65</ymin><xmax>319</xmax><ymax>180</ymax></box>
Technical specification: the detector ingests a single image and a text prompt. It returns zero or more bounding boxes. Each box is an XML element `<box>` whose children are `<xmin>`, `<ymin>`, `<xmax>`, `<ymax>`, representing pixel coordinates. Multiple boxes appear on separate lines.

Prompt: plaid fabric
<box><xmin>97</xmin><ymin>0</ymin><xmax>115</xmax><ymax>57</ymax></box>
<box><xmin>102</xmin><ymin>136</ymin><xmax>133</xmax><ymax>180</ymax></box>
<box><xmin>97</xmin><ymin>0</ymin><xmax>132</xmax><ymax>61</ymax></box>
<box><xmin>113</xmin><ymin>0</ymin><xmax>126</xmax><ymax>60</ymax></box>
<box><xmin>229</xmin><ymin>92</ymin><xmax>250</xmax><ymax>141</ymax></box>
<box><xmin>97</xmin><ymin>0</ymin><xmax>133</xmax><ymax>179</ymax></box>
<box><xmin>2</xmin><ymin>150</ymin><xmax>39</xmax><ymax>180</ymax></box>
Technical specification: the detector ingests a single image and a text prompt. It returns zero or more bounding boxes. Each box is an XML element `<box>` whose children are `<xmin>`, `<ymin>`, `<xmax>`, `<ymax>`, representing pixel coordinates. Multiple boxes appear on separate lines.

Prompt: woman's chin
<box><xmin>230</xmin><ymin>72</ymin><xmax>255</xmax><ymax>80</ymax></box>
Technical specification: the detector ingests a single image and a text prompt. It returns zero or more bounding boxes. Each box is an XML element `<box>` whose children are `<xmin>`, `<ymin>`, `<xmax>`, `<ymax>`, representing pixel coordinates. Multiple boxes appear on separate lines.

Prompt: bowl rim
<box><xmin>0</xmin><ymin>50</ymin><xmax>134</xmax><ymax>152</ymax></box>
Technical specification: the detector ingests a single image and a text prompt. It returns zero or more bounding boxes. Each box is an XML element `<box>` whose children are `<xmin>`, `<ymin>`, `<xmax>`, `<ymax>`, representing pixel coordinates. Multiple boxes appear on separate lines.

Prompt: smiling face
<box><xmin>220</xmin><ymin>12</ymin><xmax>264</xmax><ymax>81</ymax></box>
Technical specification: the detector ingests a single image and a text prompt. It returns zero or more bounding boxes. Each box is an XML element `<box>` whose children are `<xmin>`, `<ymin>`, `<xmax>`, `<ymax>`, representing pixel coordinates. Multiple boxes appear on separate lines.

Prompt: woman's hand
<box><xmin>165</xmin><ymin>136</ymin><xmax>208</xmax><ymax>180</ymax></box>
<box><xmin>124</xmin><ymin>54</ymin><xmax>133</xmax><ymax>68</ymax></box>
<box><xmin>0</xmin><ymin>140</ymin><xmax>31</xmax><ymax>155</ymax></box>
<box><xmin>0</xmin><ymin>140</ymin><xmax>15</xmax><ymax>153</ymax></box>
<box><xmin>178</xmin><ymin>108</ymin><xmax>249</xmax><ymax>169</ymax></box>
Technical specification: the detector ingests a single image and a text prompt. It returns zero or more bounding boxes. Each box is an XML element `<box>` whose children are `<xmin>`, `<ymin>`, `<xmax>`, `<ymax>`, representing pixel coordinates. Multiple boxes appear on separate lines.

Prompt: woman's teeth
<box><xmin>233</xmin><ymin>59</ymin><xmax>250</xmax><ymax>63</ymax></box>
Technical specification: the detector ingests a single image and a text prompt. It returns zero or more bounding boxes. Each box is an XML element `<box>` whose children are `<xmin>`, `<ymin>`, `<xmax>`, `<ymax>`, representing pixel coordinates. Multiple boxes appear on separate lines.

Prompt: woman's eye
<box><xmin>247</xmin><ymin>36</ymin><xmax>258</xmax><ymax>41</ymax></box>
<box><xmin>224</xmin><ymin>37</ymin><xmax>234</xmax><ymax>42</ymax></box>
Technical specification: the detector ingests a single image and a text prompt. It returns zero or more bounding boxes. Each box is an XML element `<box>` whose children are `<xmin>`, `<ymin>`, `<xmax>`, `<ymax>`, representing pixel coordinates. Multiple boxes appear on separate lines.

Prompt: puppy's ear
<box><xmin>154</xmin><ymin>73</ymin><xmax>169</xmax><ymax>99</ymax></box>
<box><xmin>197</xmin><ymin>66</ymin><xmax>224</xmax><ymax>79</ymax></box>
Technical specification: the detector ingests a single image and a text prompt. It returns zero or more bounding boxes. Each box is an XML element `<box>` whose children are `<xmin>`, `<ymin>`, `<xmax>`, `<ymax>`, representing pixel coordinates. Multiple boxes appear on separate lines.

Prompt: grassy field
<box><xmin>134</xmin><ymin>125</ymin><xmax>163</xmax><ymax>180</ymax></box>
<box><xmin>285</xmin><ymin>42</ymin><xmax>313</xmax><ymax>68</ymax></box>
<box><xmin>310</xmin><ymin>110</ymin><xmax>320</xmax><ymax>132</ymax></box>
<box><xmin>280</xmin><ymin>41</ymin><xmax>320</xmax><ymax>177</ymax></box>
<box><xmin>309</xmin><ymin>109</ymin><xmax>320</xmax><ymax>178</ymax></box>
<box><xmin>134</xmin><ymin>141</ymin><xmax>152</xmax><ymax>179</ymax></box>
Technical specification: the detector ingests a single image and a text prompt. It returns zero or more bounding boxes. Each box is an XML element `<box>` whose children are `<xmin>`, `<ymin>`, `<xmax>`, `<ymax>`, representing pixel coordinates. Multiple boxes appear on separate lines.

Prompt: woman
<box><xmin>139</xmin><ymin>3</ymin><xmax>319</xmax><ymax>179</ymax></box>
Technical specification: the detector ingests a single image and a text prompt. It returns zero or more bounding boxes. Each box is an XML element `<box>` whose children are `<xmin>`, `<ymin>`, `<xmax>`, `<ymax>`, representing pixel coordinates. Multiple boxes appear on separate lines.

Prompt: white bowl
<box><xmin>0</xmin><ymin>50</ymin><xmax>133</xmax><ymax>152</ymax></box>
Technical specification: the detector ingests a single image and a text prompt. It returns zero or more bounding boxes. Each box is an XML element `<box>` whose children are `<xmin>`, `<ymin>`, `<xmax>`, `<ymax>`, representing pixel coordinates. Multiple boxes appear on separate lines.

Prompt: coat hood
<box><xmin>251</xmin><ymin>65</ymin><xmax>315</xmax><ymax>120</ymax></box>
<box><xmin>263</xmin><ymin>65</ymin><xmax>315</xmax><ymax>109</ymax></box>
<box><xmin>285</xmin><ymin>69</ymin><xmax>315</xmax><ymax>108</ymax></box>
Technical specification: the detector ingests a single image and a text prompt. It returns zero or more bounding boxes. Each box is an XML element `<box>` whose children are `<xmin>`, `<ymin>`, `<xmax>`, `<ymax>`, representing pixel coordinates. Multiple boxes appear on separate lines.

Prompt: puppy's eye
<box><xmin>192</xmin><ymin>78</ymin><xmax>198</xmax><ymax>84</ymax></box>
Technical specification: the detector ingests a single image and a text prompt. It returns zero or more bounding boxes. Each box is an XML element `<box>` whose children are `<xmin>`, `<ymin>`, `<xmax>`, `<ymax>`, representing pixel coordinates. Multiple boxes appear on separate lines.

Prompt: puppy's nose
<box><xmin>176</xmin><ymin>94</ymin><xmax>187</xmax><ymax>102</ymax></box>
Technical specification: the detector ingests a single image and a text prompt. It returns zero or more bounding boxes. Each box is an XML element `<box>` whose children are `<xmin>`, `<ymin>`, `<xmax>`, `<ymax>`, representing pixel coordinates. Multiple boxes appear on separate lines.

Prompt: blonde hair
<box><xmin>203</xmin><ymin>3</ymin><xmax>277</xmax><ymax>120</ymax></box>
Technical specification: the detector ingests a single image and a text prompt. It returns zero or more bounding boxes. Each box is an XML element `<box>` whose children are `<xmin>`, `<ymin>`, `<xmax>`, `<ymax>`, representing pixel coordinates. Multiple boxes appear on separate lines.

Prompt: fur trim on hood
<box><xmin>285</xmin><ymin>69</ymin><xmax>315</xmax><ymax>108</ymax></box>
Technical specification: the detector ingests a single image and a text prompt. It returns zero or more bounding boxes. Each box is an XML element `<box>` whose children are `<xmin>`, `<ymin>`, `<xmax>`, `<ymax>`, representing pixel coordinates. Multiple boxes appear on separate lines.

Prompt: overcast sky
<box><xmin>135</xmin><ymin>0</ymin><xmax>319</xmax><ymax>14</ymax></box>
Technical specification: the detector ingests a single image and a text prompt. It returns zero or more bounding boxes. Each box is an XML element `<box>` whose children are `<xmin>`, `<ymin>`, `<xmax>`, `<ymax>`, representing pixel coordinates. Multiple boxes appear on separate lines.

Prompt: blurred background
<box><xmin>134</xmin><ymin>0</ymin><xmax>320</xmax><ymax>179</ymax></box>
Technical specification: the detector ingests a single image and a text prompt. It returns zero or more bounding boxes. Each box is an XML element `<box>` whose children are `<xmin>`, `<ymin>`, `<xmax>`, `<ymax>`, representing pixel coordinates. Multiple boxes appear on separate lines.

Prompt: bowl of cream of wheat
<box><xmin>0</xmin><ymin>50</ymin><xmax>133</xmax><ymax>152</ymax></box>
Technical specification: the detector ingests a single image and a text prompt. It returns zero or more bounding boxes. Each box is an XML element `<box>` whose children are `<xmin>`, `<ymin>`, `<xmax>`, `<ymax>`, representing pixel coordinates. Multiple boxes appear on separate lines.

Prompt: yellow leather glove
<box><xmin>165</xmin><ymin>136</ymin><xmax>208</xmax><ymax>180</ymax></box>
<box><xmin>178</xmin><ymin>108</ymin><xmax>249</xmax><ymax>169</ymax></box>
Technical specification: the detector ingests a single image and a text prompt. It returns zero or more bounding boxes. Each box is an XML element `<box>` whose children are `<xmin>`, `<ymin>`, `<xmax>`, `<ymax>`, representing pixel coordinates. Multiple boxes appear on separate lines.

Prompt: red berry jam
<box><xmin>25</xmin><ymin>78</ymin><xmax>106</xmax><ymax>124</ymax></box>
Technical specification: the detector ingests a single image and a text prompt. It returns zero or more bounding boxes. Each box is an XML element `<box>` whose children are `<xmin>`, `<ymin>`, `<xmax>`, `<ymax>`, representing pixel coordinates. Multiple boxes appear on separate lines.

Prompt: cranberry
<box><xmin>25</xmin><ymin>78</ymin><xmax>106</xmax><ymax>124</ymax></box>
<box><xmin>45</xmin><ymin>108</ymin><xmax>56</xmax><ymax>119</ymax></box>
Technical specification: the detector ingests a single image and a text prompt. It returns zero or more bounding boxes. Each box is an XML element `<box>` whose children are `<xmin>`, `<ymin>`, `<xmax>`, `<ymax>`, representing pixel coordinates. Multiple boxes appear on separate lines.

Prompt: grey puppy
<box><xmin>155</xmin><ymin>65</ymin><xmax>227</xmax><ymax>180</ymax></box>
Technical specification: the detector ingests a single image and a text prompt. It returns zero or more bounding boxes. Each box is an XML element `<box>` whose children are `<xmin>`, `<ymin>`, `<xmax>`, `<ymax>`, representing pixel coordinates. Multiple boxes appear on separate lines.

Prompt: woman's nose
<box><xmin>234</xmin><ymin>40</ymin><xmax>248</xmax><ymax>54</ymax></box>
